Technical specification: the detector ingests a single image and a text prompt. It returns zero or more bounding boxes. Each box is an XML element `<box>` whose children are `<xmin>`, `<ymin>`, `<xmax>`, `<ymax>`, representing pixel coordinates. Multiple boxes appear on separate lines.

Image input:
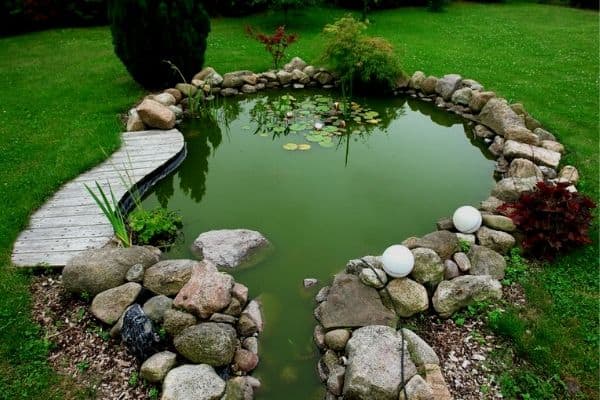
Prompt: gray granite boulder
<box><xmin>432</xmin><ymin>275</ymin><xmax>502</xmax><ymax>317</ymax></box>
<box><xmin>163</xmin><ymin>309</ymin><xmax>197</xmax><ymax>337</ymax></box>
<box><xmin>136</xmin><ymin>98</ymin><xmax>176</xmax><ymax>130</ymax></box>
<box><xmin>161</xmin><ymin>364</ymin><xmax>226</xmax><ymax>400</ymax></box>
<box><xmin>468</xmin><ymin>245</ymin><xmax>506</xmax><ymax>280</ymax></box>
<box><xmin>400</xmin><ymin>328</ymin><xmax>439</xmax><ymax>367</ymax></box>
<box><xmin>315</xmin><ymin>274</ymin><xmax>396</xmax><ymax>329</ymax></box>
<box><xmin>90</xmin><ymin>282</ymin><xmax>141</xmax><ymax>324</ymax></box>
<box><xmin>398</xmin><ymin>375</ymin><xmax>434</xmax><ymax>400</ymax></box>
<box><xmin>435</xmin><ymin>74</ymin><xmax>462</xmax><ymax>100</ymax></box>
<box><xmin>491</xmin><ymin>177</ymin><xmax>538</xmax><ymax>201</ymax></box>
<box><xmin>222</xmin><ymin>70</ymin><xmax>253</xmax><ymax>88</ymax></box>
<box><xmin>284</xmin><ymin>57</ymin><xmax>308</xmax><ymax>72</ymax></box>
<box><xmin>143</xmin><ymin>259</ymin><xmax>196</xmax><ymax>296</ymax></box>
<box><xmin>503</xmin><ymin>140</ymin><xmax>561</xmax><ymax>169</ymax></box>
<box><xmin>343</xmin><ymin>325</ymin><xmax>417</xmax><ymax>400</ymax></box>
<box><xmin>324</xmin><ymin>329</ymin><xmax>351</xmax><ymax>351</ymax></box>
<box><xmin>451</xmin><ymin>87</ymin><xmax>472</xmax><ymax>105</ymax></box>
<box><xmin>409</xmin><ymin>71</ymin><xmax>426</xmax><ymax>90</ymax></box>
<box><xmin>174</xmin><ymin>323</ymin><xmax>237</xmax><ymax>366</ymax></box>
<box><xmin>142</xmin><ymin>295</ymin><xmax>173</xmax><ymax>323</ymax></box>
<box><xmin>221</xmin><ymin>376</ymin><xmax>254</xmax><ymax>400</ymax></box>
<box><xmin>237</xmin><ymin>299</ymin><xmax>264</xmax><ymax>336</ymax></box>
<box><xmin>192</xmin><ymin>229</ymin><xmax>270</xmax><ymax>269</ymax></box>
<box><xmin>507</xmin><ymin>158</ymin><xmax>543</xmax><ymax>180</ymax></box>
<box><xmin>63</xmin><ymin>246</ymin><xmax>159</xmax><ymax>296</ymax></box>
<box><xmin>479</xmin><ymin>98</ymin><xmax>525</xmax><ymax>137</ymax></box>
<box><xmin>418</xmin><ymin>231</ymin><xmax>459</xmax><ymax>260</ymax></box>
<box><xmin>482</xmin><ymin>214</ymin><xmax>516</xmax><ymax>232</ymax></box>
<box><xmin>469</xmin><ymin>90</ymin><xmax>495</xmax><ymax>113</ymax></box>
<box><xmin>173</xmin><ymin>261</ymin><xmax>233</xmax><ymax>319</ymax></box>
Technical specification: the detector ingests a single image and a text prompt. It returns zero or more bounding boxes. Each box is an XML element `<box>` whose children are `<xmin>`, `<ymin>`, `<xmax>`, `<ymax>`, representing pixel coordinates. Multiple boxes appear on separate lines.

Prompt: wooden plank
<box><xmin>12</xmin><ymin>237</ymin><xmax>111</xmax><ymax>254</ymax></box>
<box><xmin>12</xmin><ymin>129</ymin><xmax>185</xmax><ymax>268</ymax></box>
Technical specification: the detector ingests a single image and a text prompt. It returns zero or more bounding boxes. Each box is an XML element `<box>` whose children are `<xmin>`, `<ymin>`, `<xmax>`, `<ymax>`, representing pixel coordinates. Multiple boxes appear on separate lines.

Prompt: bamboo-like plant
<box><xmin>85</xmin><ymin>181</ymin><xmax>131</xmax><ymax>247</ymax></box>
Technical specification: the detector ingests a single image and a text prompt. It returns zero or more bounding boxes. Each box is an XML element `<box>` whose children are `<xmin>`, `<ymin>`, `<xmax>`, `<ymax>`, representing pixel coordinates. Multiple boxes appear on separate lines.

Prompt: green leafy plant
<box><xmin>245</xmin><ymin>25</ymin><xmax>298</xmax><ymax>69</ymax></box>
<box><xmin>107</xmin><ymin>0</ymin><xmax>211</xmax><ymax>88</ymax></box>
<box><xmin>128</xmin><ymin>207</ymin><xmax>183</xmax><ymax>248</ymax></box>
<box><xmin>320</xmin><ymin>15</ymin><xmax>405</xmax><ymax>93</ymax></box>
<box><xmin>128</xmin><ymin>371</ymin><xmax>139</xmax><ymax>387</ymax></box>
<box><xmin>84</xmin><ymin>181</ymin><xmax>131</xmax><ymax>247</ymax></box>
<box><xmin>75</xmin><ymin>361</ymin><xmax>90</xmax><ymax>373</ymax></box>
<box><xmin>458</xmin><ymin>238</ymin><xmax>471</xmax><ymax>253</ymax></box>
<box><xmin>148</xmin><ymin>387</ymin><xmax>160</xmax><ymax>400</ymax></box>
<box><xmin>502</xmin><ymin>247</ymin><xmax>528</xmax><ymax>285</ymax></box>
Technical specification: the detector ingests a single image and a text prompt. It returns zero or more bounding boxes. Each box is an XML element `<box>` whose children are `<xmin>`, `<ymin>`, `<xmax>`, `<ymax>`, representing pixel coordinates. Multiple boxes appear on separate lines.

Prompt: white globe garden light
<box><xmin>452</xmin><ymin>205</ymin><xmax>482</xmax><ymax>234</ymax></box>
<box><xmin>381</xmin><ymin>245</ymin><xmax>414</xmax><ymax>278</ymax></box>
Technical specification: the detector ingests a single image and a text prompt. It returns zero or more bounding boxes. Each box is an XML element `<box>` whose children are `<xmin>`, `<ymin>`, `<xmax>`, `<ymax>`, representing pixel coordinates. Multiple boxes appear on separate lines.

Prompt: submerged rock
<box><xmin>192</xmin><ymin>229</ymin><xmax>270</xmax><ymax>269</ymax></box>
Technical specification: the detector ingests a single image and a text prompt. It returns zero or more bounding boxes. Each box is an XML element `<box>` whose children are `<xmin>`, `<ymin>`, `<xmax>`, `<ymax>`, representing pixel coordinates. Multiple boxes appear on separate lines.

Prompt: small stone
<box><xmin>163</xmin><ymin>309</ymin><xmax>197</xmax><ymax>337</ymax></box>
<box><xmin>409</xmin><ymin>71</ymin><xmax>426</xmax><ymax>90</ymax></box>
<box><xmin>436</xmin><ymin>217</ymin><xmax>454</xmax><ymax>231</ymax></box>
<box><xmin>142</xmin><ymin>295</ymin><xmax>173</xmax><ymax>323</ymax></box>
<box><xmin>469</xmin><ymin>91</ymin><xmax>496</xmax><ymax>113</ymax></box>
<box><xmin>209</xmin><ymin>313</ymin><xmax>237</xmax><ymax>324</ymax></box>
<box><xmin>473</xmin><ymin>124</ymin><xmax>494</xmax><ymax>138</ymax></box>
<box><xmin>221</xmin><ymin>88</ymin><xmax>239</xmax><ymax>97</ymax></box>
<box><xmin>479</xmin><ymin>196</ymin><xmax>505</xmax><ymax>212</ymax></box>
<box><xmin>276</xmin><ymin>70</ymin><xmax>293</xmax><ymax>84</ymax></box>
<box><xmin>461</xmin><ymin>79</ymin><xmax>483</xmax><ymax>91</ymax></box>
<box><xmin>303</xmin><ymin>278</ymin><xmax>318</xmax><ymax>288</ymax></box>
<box><xmin>491</xmin><ymin>177</ymin><xmax>538</xmax><ymax>201</ymax></box>
<box><xmin>358</xmin><ymin>267</ymin><xmax>387</xmax><ymax>288</ymax></box>
<box><xmin>315</xmin><ymin>71</ymin><xmax>333</xmax><ymax>85</ymax></box>
<box><xmin>468</xmin><ymin>245</ymin><xmax>506</xmax><ymax>279</ymax></box>
<box><xmin>243</xmin><ymin>336</ymin><xmax>259</xmax><ymax>354</ymax></box>
<box><xmin>444</xmin><ymin>260</ymin><xmax>460</xmax><ymax>280</ymax></box>
<box><xmin>386</xmin><ymin>278</ymin><xmax>429</xmax><ymax>317</ymax></box>
<box><xmin>140</xmin><ymin>351</ymin><xmax>177</xmax><ymax>383</ymax></box>
<box><xmin>237</xmin><ymin>299</ymin><xmax>264</xmax><ymax>336</ymax></box>
<box><xmin>455</xmin><ymin>233</ymin><xmax>476</xmax><ymax>245</ymax></box>
<box><xmin>284</xmin><ymin>57</ymin><xmax>308</xmax><ymax>72</ymax></box>
<box><xmin>234</xmin><ymin>349</ymin><xmax>259</xmax><ymax>373</ymax></box>
<box><xmin>488</xmin><ymin>135</ymin><xmax>505</xmax><ymax>157</ymax></box>
<box><xmin>325</xmin><ymin>329</ymin><xmax>351</xmax><ymax>351</ymax></box>
<box><xmin>91</xmin><ymin>282</ymin><xmax>141</xmax><ymax>325</ymax></box>
<box><xmin>435</xmin><ymin>74</ymin><xmax>462</xmax><ymax>100</ymax></box>
<box><xmin>125</xmin><ymin>263</ymin><xmax>144</xmax><ymax>283</ymax></box>
<box><xmin>314</xmin><ymin>324</ymin><xmax>326</xmax><ymax>350</ymax></box>
<box><xmin>315</xmin><ymin>286</ymin><xmax>330</xmax><ymax>303</ymax></box>
<box><xmin>558</xmin><ymin>165</ymin><xmax>579</xmax><ymax>184</ymax></box>
<box><xmin>482</xmin><ymin>214</ymin><xmax>516</xmax><ymax>232</ymax></box>
<box><xmin>539</xmin><ymin>165</ymin><xmax>557</xmax><ymax>179</ymax></box>
<box><xmin>121</xmin><ymin>304</ymin><xmax>159</xmax><ymax>361</ymax></box>
<box><xmin>327</xmin><ymin>364</ymin><xmax>345</xmax><ymax>396</ymax></box>
<box><xmin>432</xmin><ymin>276</ymin><xmax>502</xmax><ymax>317</ymax></box>
<box><xmin>161</xmin><ymin>364</ymin><xmax>226</xmax><ymax>400</ymax></box>
<box><xmin>231</xmin><ymin>282</ymin><xmax>249</xmax><ymax>306</ymax></box>
<box><xmin>507</xmin><ymin>158</ymin><xmax>543</xmax><ymax>180</ymax></box>
<box><xmin>241</xmin><ymin>84</ymin><xmax>256</xmax><ymax>94</ymax></box>
<box><xmin>504</xmin><ymin>126</ymin><xmax>539</xmax><ymax>145</ymax></box>
<box><xmin>126</xmin><ymin>109</ymin><xmax>145</xmax><ymax>132</ymax></box>
<box><xmin>164</xmin><ymin>88</ymin><xmax>182</xmax><ymax>103</ymax></box>
<box><xmin>453</xmin><ymin>252</ymin><xmax>471</xmax><ymax>272</ymax></box>
<box><xmin>423</xmin><ymin>364</ymin><xmax>453</xmax><ymax>400</ymax></box>
<box><xmin>476</xmin><ymin>226</ymin><xmax>516</xmax><ymax>254</ymax></box>
<box><xmin>151</xmin><ymin>92</ymin><xmax>176</xmax><ymax>106</ymax></box>
<box><xmin>221</xmin><ymin>376</ymin><xmax>254</xmax><ymax>400</ymax></box>
<box><xmin>410</xmin><ymin>248</ymin><xmax>444</xmax><ymax>287</ymax></box>
<box><xmin>534</xmin><ymin>127</ymin><xmax>556</xmax><ymax>141</ymax></box>
<box><xmin>451</xmin><ymin>87</ymin><xmax>472</xmax><ymax>105</ymax></box>
<box><xmin>175</xmin><ymin>83</ymin><xmax>198</xmax><ymax>97</ymax></box>
<box><xmin>541</xmin><ymin>140</ymin><xmax>564</xmax><ymax>154</ymax></box>
<box><xmin>399</xmin><ymin>374</ymin><xmax>434</xmax><ymax>400</ymax></box>
<box><xmin>223</xmin><ymin>297</ymin><xmax>243</xmax><ymax>317</ymax></box>
<box><xmin>420</xmin><ymin>76</ymin><xmax>438</xmax><ymax>95</ymax></box>
<box><xmin>401</xmin><ymin>328</ymin><xmax>439</xmax><ymax>367</ymax></box>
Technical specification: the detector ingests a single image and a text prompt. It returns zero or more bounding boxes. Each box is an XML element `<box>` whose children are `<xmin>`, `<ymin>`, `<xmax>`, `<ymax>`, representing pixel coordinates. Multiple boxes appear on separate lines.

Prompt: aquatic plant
<box><xmin>84</xmin><ymin>181</ymin><xmax>131</xmax><ymax>247</ymax></box>
<box><xmin>128</xmin><ymin>207</ymin><xmax>183</xmax><ymax>249</ymax></box>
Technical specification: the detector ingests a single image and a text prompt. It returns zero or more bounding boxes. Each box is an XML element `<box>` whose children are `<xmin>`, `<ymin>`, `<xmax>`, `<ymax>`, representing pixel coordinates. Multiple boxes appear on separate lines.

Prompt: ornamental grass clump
<box><xmin>498</xmin><ymin>181</ymin><xmax>596</xmax><ymax>260</ymax></box>
<box><xmin>320</xmin><ymin>15</ymin><xmax>405</xmax><ymax>93</ymax></box>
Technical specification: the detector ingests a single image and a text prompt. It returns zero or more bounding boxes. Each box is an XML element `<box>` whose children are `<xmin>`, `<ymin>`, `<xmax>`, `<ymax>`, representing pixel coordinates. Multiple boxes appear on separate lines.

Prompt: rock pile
<box><xmin>62</xmin><ymin>230</ymin><xmax>267</xmax><ymax>400</ymax></box>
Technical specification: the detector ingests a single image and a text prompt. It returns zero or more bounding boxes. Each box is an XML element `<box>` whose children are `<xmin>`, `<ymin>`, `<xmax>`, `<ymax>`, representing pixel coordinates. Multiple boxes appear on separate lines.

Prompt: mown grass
<box><xmin>0</xmin><ymin>3</ymin><xmax>597</xmax><ymax>398</ymax></box>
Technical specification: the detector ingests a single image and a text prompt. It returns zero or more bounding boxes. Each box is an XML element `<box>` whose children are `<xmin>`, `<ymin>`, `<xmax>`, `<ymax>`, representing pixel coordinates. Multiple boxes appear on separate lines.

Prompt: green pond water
<box><xmin>141</xmin><ymin>90</ymin><xmax>496</xmax><ymax>399</ymax></box>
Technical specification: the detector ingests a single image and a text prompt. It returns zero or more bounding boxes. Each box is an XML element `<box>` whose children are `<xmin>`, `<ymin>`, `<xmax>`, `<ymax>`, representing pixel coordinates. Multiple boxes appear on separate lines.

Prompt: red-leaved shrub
<box><xmin>245</xmin><ymin>25</ymin><xmax>298</xmax><ymax>69</ymax></box>
<box><xmin>499</xmin><ymin>181</ymin><xmax>596</xmax><ymax>260</ymax></box>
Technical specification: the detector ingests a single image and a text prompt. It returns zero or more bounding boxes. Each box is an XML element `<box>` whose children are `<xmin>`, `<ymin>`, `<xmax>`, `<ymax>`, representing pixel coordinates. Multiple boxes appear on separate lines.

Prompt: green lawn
<box><xmin>0</xmin><ymin>3</ymin><xmax>597</xmax><ymax>399</ymax></box>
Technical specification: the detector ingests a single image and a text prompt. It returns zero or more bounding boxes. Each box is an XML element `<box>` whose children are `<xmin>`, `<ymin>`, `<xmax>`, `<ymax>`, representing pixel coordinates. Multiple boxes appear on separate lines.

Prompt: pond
<box><xmin>140</xmin><ymin>90</ymin><xmax>496</xmax><ymax>399</ymax></box>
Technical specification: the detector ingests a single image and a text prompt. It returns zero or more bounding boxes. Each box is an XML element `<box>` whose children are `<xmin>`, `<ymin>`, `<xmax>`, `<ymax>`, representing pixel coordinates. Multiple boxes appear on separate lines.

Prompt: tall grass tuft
<box><xmin>84</xmin><ymin>181</ymin><xmax>131</xmax><ymax>247</ymax></box>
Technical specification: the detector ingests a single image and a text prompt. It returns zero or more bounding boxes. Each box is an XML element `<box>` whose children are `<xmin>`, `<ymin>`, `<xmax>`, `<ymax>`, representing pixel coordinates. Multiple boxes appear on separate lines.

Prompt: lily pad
<box><xmin>319</xmin><ymin>140</ymin><xmax>335</xmax><ymax>148</ymax></box>
<box><xmin>283</xmin><ymin>143</ymin><xmax>299</xmax><ymax>151</ymax></box>
<box><xmin>323</xmin><ymin>125</ymin><xmax>338</xmax><ymax>133</ymax></box>
<box><xmin>305</xmin><ymin>134</ymin><xmax>324</xmax><ymax>143</ymax></box>
<box><xmin>298</xmin><ymin>144</ymin><xmax>311</xmax><ymax>151</ymax></box>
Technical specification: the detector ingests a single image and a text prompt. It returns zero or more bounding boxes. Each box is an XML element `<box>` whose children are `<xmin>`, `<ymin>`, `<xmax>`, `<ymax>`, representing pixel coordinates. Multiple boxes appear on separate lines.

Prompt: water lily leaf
<box><xmin>366</xmin><ymin>119</ymin><xmax>379</xmax><ymax>124</ymax></box>
<box><xmin>298</xmin><ymin>144</ymin><xmax>311</xmax><ymax>151</ymax></box>
<box><xmin>305</xmin><ymin>134</ymin><xmax>324</xmax><ymax>142</ymax></box>
<box><xmin>273</xmin><ymin>126</ymin><xmax>286</xmax><ymax>133</ymax></box>
<box><xmin>316</xmin><ymin>105</ymin><xmax>329</xmax><ymax>113</ymax></box>
<box><xmin>319</xmin><ymin>139</ymin><xmax>335</xmax><ymax>148</ymax></box>
<box><xmin>283</xmin><ymin>143</ymin><xmax>299</xmax><ymax>151</ymax></box>
<box><xmin>323</xmin><ymin>125</ymin><xmax>338</xmax><ymax>133</ymax></box>
<box><xmin>242</xmin><ymin>125</ymin><xmax>251</xmax><ymax>130</ymax></box>
<box><xmin>289</xmin><ymin>123</ymin><xmax>304</xmax><ymax>131</ymax></box>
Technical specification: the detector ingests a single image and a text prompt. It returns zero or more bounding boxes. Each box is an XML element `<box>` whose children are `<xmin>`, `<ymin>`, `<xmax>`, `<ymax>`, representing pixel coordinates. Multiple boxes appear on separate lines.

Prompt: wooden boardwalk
<box><xmin>11</xmin><ymin>129</ymin><xmax>186</xmax><ymax>267</ymax></box>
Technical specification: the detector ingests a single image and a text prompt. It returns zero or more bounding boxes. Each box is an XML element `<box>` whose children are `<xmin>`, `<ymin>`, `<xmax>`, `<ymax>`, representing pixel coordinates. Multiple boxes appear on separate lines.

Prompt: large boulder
<box><xmin>503</xmin><ymin>140</ymin><xmax>561</xmax><ymax>168</ymax></box>
<box><xmin>163</xmin><ymin>309</ymin><xmax>197</xmax><ymax>337</ymax></box>
<box><xmin>478</xmin><ymin>98</ymin><xmax>525</xmax><ymax>137</ymax></box>
<box><xmin>420</xmin><ymin>76</ymin><xmax>438</xmax><ymax>95</ymax></box>
<box><xmin>173</xmin><ymin>261</ymin><xmax>233</xmax><ymax>319</ymax></box>
<box><xmin>468</xmin><ymin>91</ymin><xmax>495</xmax><ymax>113</ymax></box>
<box><xmin>432</xmin><ymin>275</ymin><xmax>502</xmax><ymax>317</ymax></box>
<box><xmin>221</xmin><ymin>377</ymin><xmax>254</xmax><ymax>400</ymax></box>
<box><xmin>192</xmin><ymin>229</ymin><xmax>270</xmax><ymax>269</ymax></box>
<box><xmin>63</xmin><ymin>246</ymin><xmax>160</xmax><ymax>296</ymax></box>
<box><xmin>90</xmin><ymin>282</ymin><xmax>141</xmax><ymax>324</ymax></box>
<box><xmin>222</xmin><ymin>70</ymin><xmax>253</xmax><ymax>88</ymax></box>
<box><xmin>482</xmin><ymin>214</ymin><xmax>516</xmax><ymax>232</ymax></box>
<box><xmin>143</xmin><ymin>259</ymin><xmax>196</xmax><ymax>296</ymax></box>
<box><xmin>504</xmin><ymin>126</ymin><xmax>540</xmax><ymax>145</ymax></box>
<box><xmin>161</xmin><ymin>364</ymin><xmax>226</xmax><ymax>400</ymax></box>
<box><xmin>417</xmin><ymin>231</ymin><xmax>459</xmax><ymax>260</ymax></box>
<box><xmin>409</xmin><ymin>71</ymin><xmax>426</xmax><ymax>90</ymax></box>
<box><xmin>386</xmin><ymin>278</ymin><xmax>429</xmax><ymax>317</ymax></box>
<box><xmin>476</xmin><ymin>226</ymin><xmax>516</xmax><ymax>254</ymax></box>
<box><xmin>136</xmin><ymin>98</ymin><xmax>176</xmax><ymax>130</ymax></box>
<box><xmin>491</xmin><ymin>177</ymin><xmax>538</xmax><ymax>201</ymax></box>
<box><xmin>468</xmin><ymin>245</ymin><xmax>506</xmax><ymax>279</ymax></box>
<box><xmin>343</xmin><ymin>325</ymin><xmax>417</xmax><ymax>400</ymax></box>
<box><xmin>435</xmin><ymin>74</ymin><xmax>462</xmax><ymax>100</ymax></box>
<box><xmin>423</xmin><ymin>364</ymin><xmax>453</xmax><ymax>400</ymax></box>
<box><xmin>174</xmin><ymin>323</ymin><xmax>237</xmax><ymax>366</ymax></box>
<box><xmin>315</xmin><ymin>274</ymin><xmax>396</xmax><ymax>329</ymax></box>
<box><xmin>193</xmin><ymin>67</ymin><xmax>224</xmax><ymax>87</ymax></box>
<box><xmin>410</xmin><ymin>248</ymin><xmax>444</xmax><ymax>287</ymax></box>
<box><xmin>450</xmin><ymin>87</ymin><xmax>472</xmax><ymax>105</ymax></box>
<box><xmin>284</xmin><ymin>57</ymin><xmax>308</xmax><ymax>72</ymax></box>
<box><xmin>126</xmin><ymin>109</ymin><xmax>145</xmax><ymax>132</ymax></box>
<box><xmin>558</xmin><ymin>165</ymin><xmax>579</xmax><ymax>184</ymax></box>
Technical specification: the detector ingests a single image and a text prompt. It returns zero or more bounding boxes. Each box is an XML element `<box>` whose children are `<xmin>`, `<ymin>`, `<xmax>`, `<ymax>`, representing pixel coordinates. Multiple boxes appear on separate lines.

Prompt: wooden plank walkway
<box><xmin>11</xmin><ymin>129</ymin><xmax>186</xmax><ymax>268</ymax></box>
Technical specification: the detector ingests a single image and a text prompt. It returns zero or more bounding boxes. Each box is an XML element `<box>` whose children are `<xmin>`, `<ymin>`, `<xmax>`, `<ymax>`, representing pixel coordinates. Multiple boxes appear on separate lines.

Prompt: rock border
<box><xmin>116</xmin><ymin>58</ymin><xmax>582</xmax><ymax>400</ymax></box>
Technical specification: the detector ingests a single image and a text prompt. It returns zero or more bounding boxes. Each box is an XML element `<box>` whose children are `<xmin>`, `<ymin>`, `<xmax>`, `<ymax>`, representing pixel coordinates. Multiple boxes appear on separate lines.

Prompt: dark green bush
<box><xmin>108</xmin><ymin>0</ymin><xmax>211</xmax><ymax>89</ymax></box>
<box><xmin>1</xmin><ymin>0</ymin><xmax>107</xmax><ymax>36</ymax></box>
<box><xmin>321</xmin><ymin>15</ymin><xmax>405</xmax><ymax>93</ymax></box>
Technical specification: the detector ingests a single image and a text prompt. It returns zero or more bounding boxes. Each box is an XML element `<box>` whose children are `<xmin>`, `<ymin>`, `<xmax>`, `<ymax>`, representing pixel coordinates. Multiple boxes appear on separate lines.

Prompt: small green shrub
<box><xmin>458</xmin><ymin>238</ymin><xmax>472</xmax><ymax>253</ymax></box>
<box><xmin>107</xmin><ymin>0</ymin><xmax>211</xmax><ymax>88</ymax></box>
<box><xmin>320</xmin><ymin>15</ymin><xmax>405</xmax><ymax>93</ymax></box>
<box><xmin>128</xmin><ymin>207</ymin><xmax>183</xmax><ymax>248</ymax></box>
